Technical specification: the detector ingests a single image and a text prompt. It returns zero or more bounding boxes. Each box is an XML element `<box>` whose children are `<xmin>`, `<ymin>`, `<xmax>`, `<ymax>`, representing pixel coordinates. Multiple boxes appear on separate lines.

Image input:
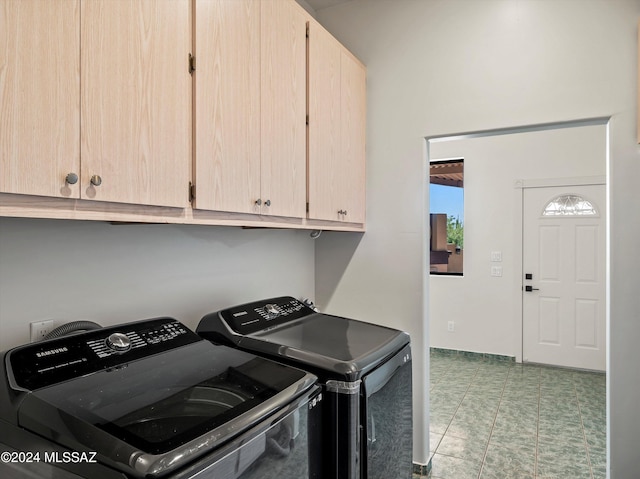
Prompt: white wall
<box><xmin>0</xmin><ymin>218</ymin><xmax>315</xmax><ymax>351</ymax></box>
<box><xmin>429</xmin><ymin>124</ymin><xmax>606</xmax><ymax>357</ymax></box>
<box><xmin>314</xmin><ymin>0</ymin><xmax>640</xmax><ymax>474</ymax></box>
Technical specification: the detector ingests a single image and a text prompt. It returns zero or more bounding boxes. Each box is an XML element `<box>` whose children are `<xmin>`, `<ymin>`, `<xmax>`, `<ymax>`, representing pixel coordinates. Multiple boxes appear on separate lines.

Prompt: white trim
<box><xmin>514</xmin><ymin>175</ymin><xmax>606</xmax><ymax>189</ymax></box>
<box><xmin>604</xmin><ymin>120</ymin><xmax>611</xmax><ymax>474</ymax></box>
<box><xmin>514</xmin><ymin>187</ymin><xmax>524</xmax><ymax>363</ymax></box>
<box><xmin>427</xmin><ymin>117</ymin><xmax>610</xmax><ymax>143</ymax></box>
<box><xmin>421</xmin><ymin>138</ymin><xmax>432</xmax><ymax>464</ymax></box>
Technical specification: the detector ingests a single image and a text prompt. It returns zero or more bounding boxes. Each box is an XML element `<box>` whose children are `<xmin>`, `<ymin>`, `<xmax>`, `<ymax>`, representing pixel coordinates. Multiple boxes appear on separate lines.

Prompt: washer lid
<box><xmin>242</xmin><ymin>313</ymin><xmax>410</xmax><ymax>381</ymax></box>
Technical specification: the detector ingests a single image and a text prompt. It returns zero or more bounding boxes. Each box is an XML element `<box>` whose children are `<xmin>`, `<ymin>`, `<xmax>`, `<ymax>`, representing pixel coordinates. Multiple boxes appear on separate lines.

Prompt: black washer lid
<box><xmin>197</xmin><ymin>297</ymin><xmax>411</xmax><ymax>382</ymax></box>
<box><xmin>240</xmin><ymin>312</ymin><xmax>410</xmax><ymax>381</ymax></box>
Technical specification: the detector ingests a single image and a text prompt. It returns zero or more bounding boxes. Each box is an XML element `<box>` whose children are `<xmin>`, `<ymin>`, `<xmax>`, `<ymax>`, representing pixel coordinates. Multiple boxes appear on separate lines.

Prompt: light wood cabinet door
<box><xmin>308</xmin><ymin>20</ymin><xmax>342</xmax><ymax>222</ymax></box>
<box><xmin>194</xmin><ymin>0</ymin><xmax>306</xmax><ymax>218</ymax></box>
<box><xmin>260</xmin><ymin>0</ymin><xmax>307</xmax><ymax>218</ymax></box>
<box><xmin>340</xmin><ymin>49</ymin><xmax>366</xmax><ymax>224</ymax></box>
<box><xmin>0</xmin><ymin>0</ymin><xmax>80</xmax><ymax>198</ymax></box>
<box><xmin>194</xmin><ymin>0</ymin><xmax>260</xmax><ymax>214</ymax></box>
<box><xmin>308</xmin><ymin>20</ymin><xmax>366</xmax><ymax>224</ymax></box>
<box><xmin>81</xmin><ymin>0</ymin><xmax>191</xmax><ymax>208</ymax></box>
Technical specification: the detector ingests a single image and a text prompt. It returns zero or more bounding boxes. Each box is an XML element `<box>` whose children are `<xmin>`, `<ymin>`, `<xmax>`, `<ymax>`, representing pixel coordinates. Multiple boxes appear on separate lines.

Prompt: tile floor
<box><xmin>416</xmin><ymin>350</ymin><xmax>606</xmax><ymax>479</ymax></box>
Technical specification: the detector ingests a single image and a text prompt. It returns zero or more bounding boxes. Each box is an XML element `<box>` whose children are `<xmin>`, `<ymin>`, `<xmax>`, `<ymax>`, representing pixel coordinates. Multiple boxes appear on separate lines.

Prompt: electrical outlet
<box><xmin>491</xmin><ymin>266</ymin><xmax>503</xmax><ymax>277</ymax></box>
<box><xmin>447</xmin><ymin>321</ymin><xmax>455</xmax><ymax>332</ymax></box>
<box><xmin>30</xmin><ymin>320</ymin><xmax>54</xmax><ymax>342</ymax></box>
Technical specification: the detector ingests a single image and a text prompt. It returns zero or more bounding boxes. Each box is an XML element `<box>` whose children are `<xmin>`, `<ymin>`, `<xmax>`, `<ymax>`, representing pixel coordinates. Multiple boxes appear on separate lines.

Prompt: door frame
<box><xmin>513</xmin><ymin>175</ymin><xmax>607</xmax><ymax>364</ymax></box>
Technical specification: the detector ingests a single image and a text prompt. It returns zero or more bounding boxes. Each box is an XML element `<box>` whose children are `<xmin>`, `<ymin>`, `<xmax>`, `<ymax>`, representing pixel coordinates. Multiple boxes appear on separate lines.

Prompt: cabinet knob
<box><xmin>264</xmin><ymin>199</ymin><xmax>271</xmax><ymax>207</ymax></box>
<box><xmin>90</xmin><ymin>175</ymin><xmax>102</xmax><ymax>187</ymax></box>
<box><xmin>65</xmin><ymin>172</ymin><xmax>78</xmax><ymax>185</ymax></box>
<box><xmin>255</xmin><ymin>198</ymin><xmax>262</xmax><ymax>206</ymax></box>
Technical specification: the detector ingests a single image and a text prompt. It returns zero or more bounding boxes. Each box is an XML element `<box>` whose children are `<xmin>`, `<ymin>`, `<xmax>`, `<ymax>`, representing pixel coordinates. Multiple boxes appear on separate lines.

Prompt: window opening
<box><xmin>429</xmin><ymin>159</ymin><xmax>464</xmax><ymax>275</ymax></box>
<box><xmin>542</xmin><ymin>195</ymin><xmax>597</xmax><ymax>216</ymax></box>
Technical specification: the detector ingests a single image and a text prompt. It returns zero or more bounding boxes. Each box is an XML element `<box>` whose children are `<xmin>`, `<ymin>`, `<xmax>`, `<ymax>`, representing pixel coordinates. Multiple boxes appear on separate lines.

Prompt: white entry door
<box><xmin>522</xmin><ymin>184</ymin><xmax>606</xmax><ymax>371</ymax></box>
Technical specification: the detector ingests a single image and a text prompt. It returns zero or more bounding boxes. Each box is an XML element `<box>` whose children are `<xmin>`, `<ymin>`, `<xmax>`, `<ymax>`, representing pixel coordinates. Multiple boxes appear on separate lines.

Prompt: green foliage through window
<box><xmin>447</xmin><ymin>216</ymin><xmax>464</xmax><ymax>248</ymax></box>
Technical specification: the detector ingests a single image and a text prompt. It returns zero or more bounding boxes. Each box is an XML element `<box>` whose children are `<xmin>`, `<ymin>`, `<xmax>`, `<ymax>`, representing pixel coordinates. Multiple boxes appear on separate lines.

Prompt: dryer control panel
<box><xmin>218</xmin><ymin>296</ymin><xmax>315</xmax><ymax>335</ymax></box>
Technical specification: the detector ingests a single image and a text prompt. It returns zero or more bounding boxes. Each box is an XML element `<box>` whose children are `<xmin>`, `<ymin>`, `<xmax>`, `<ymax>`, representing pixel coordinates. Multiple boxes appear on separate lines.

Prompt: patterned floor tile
<box><xmin>429</xmin><ymin>350</ymin><xmax>607</xmax><ymax>479</ymax></box>
<box><xmin>436</xmin><ymin>434</ymin><xmax>488</xmax><ymax>462</ymax></box>
<box><xmin>429</xmin><ymin>453</ymin><xmax>482</xmax><ymax>479</ymax></box>
<box><xmin>483</xmin><ymin>441</ymin><xmax>536</xmax><ymax>475</ymax></box>
<box><xmin>429</xmin><ymin>431</ymin><xmax>444</xmax><ymax>454</ymax></box>
<box><xmin>536</xmin><ymin>457</ymin><xmax>592</xmax><ymax>479</ymax></box>
<box><xmin>479</xmin><ymin>464</ymin><xmax>535</xmax><ymax>479</ymax></box>
<box><xmin>445</xmin><ymin>417</ymin><xmax>494</xmax><ymax>440</ymax></box>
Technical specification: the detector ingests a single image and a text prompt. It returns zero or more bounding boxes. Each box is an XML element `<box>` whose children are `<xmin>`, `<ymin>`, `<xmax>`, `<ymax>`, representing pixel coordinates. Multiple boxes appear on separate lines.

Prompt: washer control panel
<box><xmin>85</xmin><ymin>321</ymin><xmax>190</xmax><ymax>359</ymax></box>
<box><xmin>8</xmin><ymin>318</ymin><xmax>199</xmax><ymax>391</ymax></box>
<box><xmin>218</xmin><ymin>296</ymin><xmax>314</xmax><ymax>335</ymax></box>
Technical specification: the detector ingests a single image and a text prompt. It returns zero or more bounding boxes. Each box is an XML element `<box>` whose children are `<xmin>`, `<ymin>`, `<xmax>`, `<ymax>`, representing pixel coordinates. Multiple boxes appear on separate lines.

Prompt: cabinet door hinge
<box><xmin>306</xmin><ymin>114</ymin><xmax>309</xmax><ymax>126</ymax></box>
<box><xmin>189</xmin><ymin>54</ymin><xmax>196</xmax><ymax>75</ymax></box>
<box><xmin>306</xmin><ymin>24</ymin><xmax>310</xmax><ymax>39</ymax></box>
<box><xmin>306</xmin><ymin>202</ymin><xmax>309</xmax><ymax>213</ymax></box>
<box><xmin>189</xmin><ymin>182</ymin><xmax>196</xmax><ymax>202</ymax></box>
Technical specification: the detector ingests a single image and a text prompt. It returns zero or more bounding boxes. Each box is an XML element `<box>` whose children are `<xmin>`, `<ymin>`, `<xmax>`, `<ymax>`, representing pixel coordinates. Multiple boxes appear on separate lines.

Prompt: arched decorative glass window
<box><xmin>542</xmin><ymin>195</ymin><xmax>597</xmax><ymax>216</ymax></box>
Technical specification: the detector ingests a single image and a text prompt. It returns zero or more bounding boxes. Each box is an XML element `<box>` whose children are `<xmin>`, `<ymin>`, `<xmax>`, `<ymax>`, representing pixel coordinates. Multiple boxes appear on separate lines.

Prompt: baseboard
<box><xmin>430</xmin><ymin>347</ymin><xmax>515</xmax><ymax>362</ymax></box>
<box><xmin>413</xmin><ymin>459</ymin><xmax>432</xmax><ymax>477</ymax></box>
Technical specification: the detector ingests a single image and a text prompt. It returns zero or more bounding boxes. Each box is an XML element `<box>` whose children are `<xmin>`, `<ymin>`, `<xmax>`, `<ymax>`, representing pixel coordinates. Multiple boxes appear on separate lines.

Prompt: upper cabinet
<box><xmin>193</xmin><ymin>0</ymin><xmax>261</xmax><ymax>215</ymax></box>
<box><xmin>339</xmin><ymin>48</ymin><xmax>367</xmax><ymax>224</ymax></box>
<box><xmin>81</xmin><ymin>0</ymin><xmax>191</xmax><ymax>208</ymax></box>
<box><xmin>0</xmin><ymin>0</ymin><xmax>190</xmax><ymax>208</ymax></box>
<box><xmin>194</xmin><ymin>0</ymin><xmax>307</xmax><ymax>218</ymax></box>
<box><xmin>0</xmin><ymin>0</ymin><xmax>80</xmax><ymax>199</ymax></box>
<box><xmin>260</xmin><ymin>0</ymin><xmax>307</xmax><ymax>218</ymax></box>
<box><xmin>308</xmin><ymin>19</ymin><xmax>366</xmax><ymax>224</ymax></box>
<box><xmin>1</xmin><ymin>0</ymin><xmax>365</xmax><ymax>230</ymax></box>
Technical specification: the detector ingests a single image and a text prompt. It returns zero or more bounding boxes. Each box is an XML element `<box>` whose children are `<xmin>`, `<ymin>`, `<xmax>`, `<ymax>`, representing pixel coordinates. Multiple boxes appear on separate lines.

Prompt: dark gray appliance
<box><xmin>0</xmin><ymin>317</ymin><xmax>323</xmax><ymax>479</ymax></box>
<box><xmin>196</xmin><ymin>297</ymin><xmax>413</xmax><ymax>479</ymax></box>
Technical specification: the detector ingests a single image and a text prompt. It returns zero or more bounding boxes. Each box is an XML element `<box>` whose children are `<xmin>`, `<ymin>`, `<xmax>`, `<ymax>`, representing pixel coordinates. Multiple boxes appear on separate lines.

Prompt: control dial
<box><xmin>264</xmin><ymin>304</ymin><xmax>280</xmax><ymax>319</ymax></box>
<box><xmin>106</xmin><ymin>333</ymin><xmax>131</xmax><ymax>353</ymax></box>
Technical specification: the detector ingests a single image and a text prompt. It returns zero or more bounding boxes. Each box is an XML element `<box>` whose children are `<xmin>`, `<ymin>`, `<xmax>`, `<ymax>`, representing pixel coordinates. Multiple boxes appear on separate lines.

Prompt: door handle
<box><xmin>524</xmin><ymin>285</ymin><xmax>540</xmax><ymax>292</ymax></box>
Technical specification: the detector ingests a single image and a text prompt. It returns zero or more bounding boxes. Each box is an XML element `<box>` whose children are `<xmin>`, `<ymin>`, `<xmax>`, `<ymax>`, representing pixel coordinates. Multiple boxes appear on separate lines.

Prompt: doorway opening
<box><xmin>425</xmin><ymin>117</ymin><xmax>610</xmax><ymax>475</ymax></box>
<box><xmin>425</xmin><ymin>117</ymin><xmax>609</xmax><ymax>364</ymax></box>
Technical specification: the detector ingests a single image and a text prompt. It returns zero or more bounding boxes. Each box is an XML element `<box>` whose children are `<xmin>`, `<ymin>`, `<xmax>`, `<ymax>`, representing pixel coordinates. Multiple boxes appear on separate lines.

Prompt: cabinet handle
<box><xmin>90</xmin><ymin>175</ymin><xmax>102</xmax><ymax>187</ymax></box>
<box><xmin>65</xmin><ymin>172</ymin><xmax>79</xmax><ymax>185</ymax></box>
<box><xmin>255</xmin><ymin>199</ymin><xmax>262</xmax><ymax>206</ymax></box>
<box><xmin>264</xmin><ymin>199</ymin><xmax>271</xmax><ymax>207</ymax></box>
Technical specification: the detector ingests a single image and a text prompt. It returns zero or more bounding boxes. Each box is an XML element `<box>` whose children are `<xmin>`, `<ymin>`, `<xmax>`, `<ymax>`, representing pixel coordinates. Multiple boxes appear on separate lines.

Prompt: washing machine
<box><xmin>0</xmin><ymin>317</ymin><xmax>323</xmax><ymax>478</ymax></box>
<box><xmin>197</xmin><ymin>296</ymin><xmax>412</xmax><ymax>479</ymax></box>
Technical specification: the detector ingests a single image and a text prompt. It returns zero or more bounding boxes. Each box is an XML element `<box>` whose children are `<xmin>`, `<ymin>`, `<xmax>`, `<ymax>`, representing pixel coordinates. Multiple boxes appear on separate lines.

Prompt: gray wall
<box><xmin>0</xmin><ymin>218</ymin><xmax>315</xmax><ymax>350</ymax></box>
<box><xmin>314</xmin><ymin>0</ymin><xmax>640</xmax><ymax>474</ymax></box>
